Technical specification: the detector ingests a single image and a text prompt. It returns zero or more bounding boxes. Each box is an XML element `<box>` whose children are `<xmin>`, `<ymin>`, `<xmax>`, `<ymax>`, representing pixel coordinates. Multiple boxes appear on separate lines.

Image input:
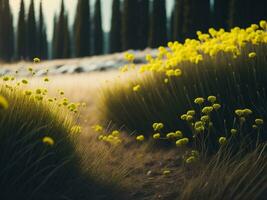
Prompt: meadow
<box><xmin>1</xmin><ymin>21</ymin><xmax>267</xmax><ymax>200</ymax></box>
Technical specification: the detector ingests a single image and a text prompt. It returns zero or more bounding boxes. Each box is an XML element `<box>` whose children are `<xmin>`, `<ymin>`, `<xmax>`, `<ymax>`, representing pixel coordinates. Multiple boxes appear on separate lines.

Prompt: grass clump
<box><xmin>0</xmin><ymin>82</ymin><xmax>119</xmax><ymax>200</ymax></box>
<box><xmin>180</xmin><ymin>144</ymin><xmax>267</xmax><ymax>200</ymax></box>
<box><xmin>99</xmin><ymin>21</ymin><xmax>267</xmax><ymax>145</ymax></box>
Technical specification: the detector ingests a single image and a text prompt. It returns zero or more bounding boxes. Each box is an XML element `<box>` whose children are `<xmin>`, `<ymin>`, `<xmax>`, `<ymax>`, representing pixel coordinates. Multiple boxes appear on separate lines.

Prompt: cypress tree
<box><xmin>93</xmin><ymin>0</ymin><xmax>103</xmax><ymax>55</ymax></box>
<box><xmin>37</xmin><ymin>1</ymin><xmax>48</xmax><ymax>59</ymax></box>
<box><xmin>110</xmin><ymin>0</ymin><xmax>122</xmax><ymax>53</ymax></box>
<box><xmin>229</xmin><ymin>0</ymin><xmax>250</xmax><ymax>28</ymax></box>
<box><xmin>249</xmin><ymin>0</ymin><xmax>267</xmax><ymax>25</ymax></box>
<box><xmin>27</xmin><ymin>0</ymin><xmax>37</xmax><ymax>59</ymax></box>
<box><xmin>122</xmin><ymin>0</ymin><xmax>139</xmax><ymax>50</ymax></box>
<box><xmin>0</xmin><ymin>0</ymin><xmax>4</xmax><ymax>60</ymax></box>
<box><xmin>74</xmin><ymin>0</ymin><xmax>91</xmax><ymax>57</ymax></box>
<box><xmin>63</xmin><ymin>15</ymin><xmax>70</xmax><ymax>58</ymax></box>
<box><xmin>0</xmin><ymin>0</ymin><xmax>14</xmax><ymax>61</ymax></box>
<box><xmin>52</xmin><ymin>14</ymin><xmax>58</xmax><ymax>59</ymax></box>
<box><xmin>182</xmin><ymin>0</ymin><xmax>210</xmax><ymax>39</ymax></box>
<box><xmin>54</xmin><ymin>0</ymin><xmax>65</xmax><ymax>58</ymax></box>
<box><xmin>172</xmin><ymin>0</ymin><xmax>184</xmax><ymax>41</ymax></box>
<box><xmin>17</xmin><ymin>0</ymin><xmax>27</xmax><ymax>60</ymax></box>
<box><xmin>148</xmin><ymin>0</ymin><xmax>167</xmax><ymax>48</ymax></box>
<box><xmin>213</xmin><ymin>0</ymin><xmax>230</xmax><ymax>29</ymax></box>
<box><xmin>137</xmin><ymin>0</ymin><xmax>149</xmax><ymax>49</ymax></box>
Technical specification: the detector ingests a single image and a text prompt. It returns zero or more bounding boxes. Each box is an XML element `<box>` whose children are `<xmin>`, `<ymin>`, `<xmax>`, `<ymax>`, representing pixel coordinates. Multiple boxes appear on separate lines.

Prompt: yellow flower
<box><xmin>163</xmin><ymin>170</ymin><xmax>171</xmax><ymax>175</ymax></box>
<box><xmin>180</xmin><ymin>114</ymin><xmax>187</xmax><ymax>120</ymax></box>
<box><xmin>243</xmin><ymin>108</ymin><xmax>252</xmax><ymax>116</ymax></box>
<box><xmin>133</xmin><ymin>84</ymin><xmax>141</xmax><ymax>92</ymax></box>
<box><xmin>185</xmin><ymin>156</ymin><xmax>196</xmax><ymax>164</ymax></box>
<box><xmin>207</xmin><ymin>95</ymin><xmax>216</xmax><ymax>103</ymax></box>
<box><xmin>98</xmin><ymin>135</ymin><xmax>104</xmax><ymax>140</ymax></box>
<box><xmin>194</xmin><ymin>97</ymin><xmax>205</xmax><ymax>105</ymax></box>
<box><xmin>152</xmin><ymin>122</ymin><xmax>164</xmax><ymax>131</ymax></box>
<box><xmin>200</xmin><ymin>115</ymin><xmax>209</xmax><ymax>122</ymax></box>
<box><xmin>153</xmin><ymin>133</ymin><xmax>160</xmax><ymax>139</ymax></box>
<box><xmin>44</xmin><ymin>77</ymin><xmax>49</xmax><ymax>82</ymax></box>
<box><xmin>186</xmin><ymin>110</ymin><xmax>196</xmax><ymax>116</ymax></box>
<box><xmin>124</xmin><ymin>53</ymin><xmax>135</xmax><ymax>62</ymax></box>
<box><xmin>219</xmin><ymin>137</ymin><xmax>227</xmax><ymax>145</ymax></box>
<box><xmin>176</xmin><ymin>138</ymin><xmax>189</xmax><ymax>147</ymax></box>
<box><xmin>24</xmin><ymin>90</ymin><xmax>32</xmax><ymax>96</ymax></box>
<box><xmin>42</xmin><ymin>136</ymin><xmax>54</xmax><ymax>146</ymax></box>
<box><xmin>136</xmin><ymin>135</ymin><xmax>145</xmax><ymax>142</ymax></box>
<box><xmin>111</xmin><ymin>130</ymin><xmax>120</xmax><ymax>137</ymax></box>
<box><xmin>3</xmin><ymin>76</ymin><xmax>10</xmax><ymax>81</ymax></box>
<box><xmin>21</xmin><ymin>79</ymin><xmax>28</xmax><ymax>84</ymax></box>
<box><xmin>174</xmin><ymin>130</ymin><xmax>183</xmax><ymax>138</ymax></box>
<box><xmin>248</xmin><ymin>52</ymin><xmax>256</xmax><ymax>58</ymax></box>
<box><xmin>202</xmin><ymin>106</ymin><xmax>213</xmax><ymax>114</ymax></box>
<box><xmin>186</xmin><ymin>115</ymin><xmax>193</xmax><ymax>121</ymax></box>
<box><xmin>260</xmin><ymin>20</ymin><xmax>267</xmax><ymax>29</ymax></box>
<box><xmin>92</xmin><ymin>124</ymin><xmax>103</xmax><ymax>132</ymax></box>
<box><xmin>0</xmin><ymin>95</ymin><xmax>9</xmax><ymax>110</ymax></box>
<box><xmin>235</xmin><ymin>109</ymin><xmax>244</xmax><ymax>117</ymax></box>
<box><xmin>230</xmin><ymin>129</ymin><xmax>237</xmax><ymax>135</ymax></box>
<box><xmin>166</xmin><ymin>132</ymin><xmax>176</xmax><ymax>139</ymax></box>
<box><xmin>36</xmin><ymin>88</ymin><xmax>42</xmax><ymax>94</ymax></box>
<box><xmin>164</xmin><ymin>78</ymin><xmax>169</xmax><ymax>84</ymax></box>
<box><xmin>255</xmin><ymin>118</ymin><xmax>264</xmax><ymax>125</ymax></box>
<box><xmin>33</xmin><ymin>57</ymin><xmax>41</xmax><ymax>63</ymax></box>
<box><xmin>28</xmin><ymin>67</ymin><xmax>33</xmax><ymax>72</ymax></box>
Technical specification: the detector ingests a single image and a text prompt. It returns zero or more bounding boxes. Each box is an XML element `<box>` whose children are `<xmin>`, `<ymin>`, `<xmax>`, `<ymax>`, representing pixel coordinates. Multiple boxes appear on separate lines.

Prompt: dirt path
<box><xmin>28</xmin><ymin>70</ymin><xmax>188</xmax><ymax>200</ymax></box>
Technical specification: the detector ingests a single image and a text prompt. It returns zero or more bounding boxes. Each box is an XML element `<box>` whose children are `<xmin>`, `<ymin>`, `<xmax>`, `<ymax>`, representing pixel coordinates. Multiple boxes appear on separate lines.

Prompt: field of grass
<box><xmin>1</xmin><ymin>21</ymin><xmax>267</xmax><ymax>200</ymax></box>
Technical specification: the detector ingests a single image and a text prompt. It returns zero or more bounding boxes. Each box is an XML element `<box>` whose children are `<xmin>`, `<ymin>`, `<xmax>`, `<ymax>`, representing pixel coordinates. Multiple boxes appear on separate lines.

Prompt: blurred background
<box><xmin>0</xmin><ymin>0</ymin><xmax>266</xmax><ymax>62</ymax></box>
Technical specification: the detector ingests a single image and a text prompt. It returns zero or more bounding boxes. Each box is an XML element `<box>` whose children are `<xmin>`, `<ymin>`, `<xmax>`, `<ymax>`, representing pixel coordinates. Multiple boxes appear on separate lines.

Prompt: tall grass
<box><xmin>99</xmin><ymin>28</ymin><xmax>267</xmax><ymax>143</ymax></box>
<box><xmin>0</xmin><ymin>84</ymin><xmax>120</xmax><ymax>200</ymax></box>
<box><xmin>180</xmin><ymin>144</ymin><xmax>267</xmax><ymax>200</ymax></box>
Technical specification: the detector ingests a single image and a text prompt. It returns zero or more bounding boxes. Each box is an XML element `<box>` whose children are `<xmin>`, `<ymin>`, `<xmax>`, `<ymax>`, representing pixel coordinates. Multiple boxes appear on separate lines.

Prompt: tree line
<box><xmin>0</xmin><ymin>0</ymin><xmax>266</xmax><ymax>62</ymax></box>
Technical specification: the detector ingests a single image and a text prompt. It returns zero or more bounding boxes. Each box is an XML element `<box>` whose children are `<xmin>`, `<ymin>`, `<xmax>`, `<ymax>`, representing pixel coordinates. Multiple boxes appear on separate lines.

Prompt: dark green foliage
<box><xmin>63</xmin><ymin>15</ymin><xmax>71</xmax><ymax>58</ymax></box>
<box><xmin>250</xmin><ymin>0</ymin><xmax>267</xmax><ymax>23</ymax></box>
<box><xmin>52</xmin><ymin>15</ymin><xmax>58</xmax><ymax>59</ymax></box>
<box><xmin>74</xmin><ymin>0</ymin><xmax>91</xmax><ymax>57</ymax></box>
<box><xmin>182</xmin><ymin>0</ymin><xmax>210</xmax><ymax>39</ymax></box>
<box><xmin>137</xmin><ymin>0</ymin><xmax>149</xmax><ymax>49</ymax></box>
<box><xmin>229</xmin><ymin>0</ymin><xmax>249</xmax><ymax>28</ymax></box>
<box><xmin>172</xmin><ymin>0</ymin><xmax>184</xmax><ymax>41</ymax></box>
<box><xmin>52</xmin><ymin>0</ymin><xmax>70</xmax><ymax>59</ymax></box>
<box><xmin>0</xmin><ymin>0</ymin><xmax>14</xmax><ymax>61</ymax></box>
<box><xmin>213</xmin><ymin>0</ymin><xmax>230</xmax><ymax>30</ymax></box>
<box><xmin>229</xmin><ymin>0</ymin><xmax>267</xmax><ymax>28</ymax></box>
<box><xmin>110</xmin><ymin>0</ymin><xmax>122</xmax><ymax>53</ymax></box>
<box><xmin>149</xmin><ymin>0</ymin><xmax>167</xmax><ymax>48</ymax></box>
<box><xmin>93</xmin><ymin>0</ymin><xmax>103</xmax><ymax>55</ymax></box>
<box><xmin>0</xmin><ymin>87</ymin><xmax>121</xmax><ymax>200</ymax></box>
<box><xmin>27</xmin><ymin>0</ymin><xmax>37</xmax><ymax>59</ymax></box>
<box><xmin>121</xmin><ymin>0</ymin><xmax>139</xmax><ymax>50</ymax></box>
<box><xmin>17</xmin><ymin>0</ymin><xmax>27</xmax><ymax>60</ymax></box>
<box><xmin>37</xmin><ymin>1</ymin><xmax>48</xmax><ymax>59</ymax></box>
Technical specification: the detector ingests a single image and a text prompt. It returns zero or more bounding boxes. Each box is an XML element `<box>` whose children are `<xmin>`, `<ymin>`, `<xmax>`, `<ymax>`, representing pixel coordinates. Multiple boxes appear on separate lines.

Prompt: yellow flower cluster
<box><xmin>152</xmin><ymin>122</ymin><xmax>164</xmax><ymax>131</ymax></box>
<box><xmin>137</xmin><ymin>21</ymin><xmax>267</xmax><ymax>82</ymax></box>
<box><xmin>181</xmin><ymin>96</ymin><xmax>221</xmax><ymax>134</ymax></box>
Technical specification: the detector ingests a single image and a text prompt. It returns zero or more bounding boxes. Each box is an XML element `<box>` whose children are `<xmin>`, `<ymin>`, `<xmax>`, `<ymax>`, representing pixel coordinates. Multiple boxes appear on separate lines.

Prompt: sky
<box><xmin>10</xmin><ymin>0</ymin><xmax>176</xmax><ymax>41</ymax></box>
